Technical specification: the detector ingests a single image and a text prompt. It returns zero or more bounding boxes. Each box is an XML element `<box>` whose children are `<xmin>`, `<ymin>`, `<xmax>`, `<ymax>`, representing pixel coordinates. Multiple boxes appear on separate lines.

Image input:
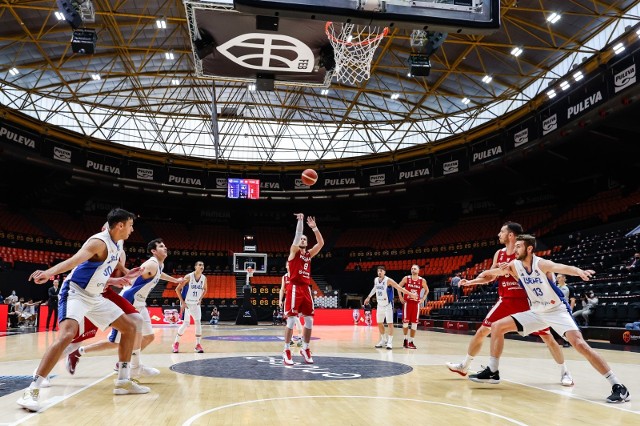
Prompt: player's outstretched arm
<box><xmin>289</xmin><ymin>213</ymin><xmax>304</xmax><ymax>260</ymax></box>
<box><xmin>307</xmin><ymin>216</ymin><xmax>324</xmax><ymax>258</ymax></box>
<box><xmin>538</xmin><ymin>259</ymin><xmax>595</xmax><ymax>281</ymax></box>
<box><xmin>29</xmin><ymin>238</ymin><xmax>106</xmax><ymax>284</ymax></box>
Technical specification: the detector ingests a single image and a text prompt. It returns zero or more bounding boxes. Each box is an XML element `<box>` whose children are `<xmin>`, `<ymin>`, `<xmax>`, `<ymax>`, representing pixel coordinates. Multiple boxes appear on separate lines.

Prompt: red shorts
<box><xmin>70</xmin><ymin>287</ymin><xmax>137</xmax><ymax>343</ymax></box>
<box><xmin>284</xmin><ymin>284</ymin><xmax>314</xmax><ymax>317</ymax></box>
<box><xmin>483</xmin><ymin>297</ymin><xmax>549</xmax><ymax>335</ymax></box>
<box><xmin>403</xmin><ymin>301</ymin><xmax>420</xmax><ymax>324</ymax></box>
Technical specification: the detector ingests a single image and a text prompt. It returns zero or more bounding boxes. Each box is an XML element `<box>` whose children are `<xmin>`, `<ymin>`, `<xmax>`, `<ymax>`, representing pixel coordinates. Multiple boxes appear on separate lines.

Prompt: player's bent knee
<box><xmin>303</xmin><ymin>316</ymin><xmax>313</xmax><ymax>329</ymax></box>
<box><xmin>402</xmin><ymin>322</ymin><xmax>409</xmax><ymax>329</ymax></box>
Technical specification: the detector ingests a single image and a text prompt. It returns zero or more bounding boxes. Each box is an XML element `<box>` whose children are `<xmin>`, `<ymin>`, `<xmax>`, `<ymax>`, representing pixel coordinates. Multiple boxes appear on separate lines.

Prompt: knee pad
<box><xmin>411</xmin><ymin>323</ymin><xmax>418</xmax><ymax>331</ymax></box>
<box><xmin>129</xmin><ymin>313</ymin><xmax>143</xmax><ymax>332</ymax></box>
<box><xmin>402</xmin><ymin>323</ymin><xmax>409</xmax><ymax>329</ymax></box>
<box><xmin>286</xmin><ymin>316</ymin><xmax>297</xmax><ymax>329</ymax></box>
<box><xmin>303</xmin><ymin>316</ymin><xmax>313</xmax><ymax>329</ymax></box>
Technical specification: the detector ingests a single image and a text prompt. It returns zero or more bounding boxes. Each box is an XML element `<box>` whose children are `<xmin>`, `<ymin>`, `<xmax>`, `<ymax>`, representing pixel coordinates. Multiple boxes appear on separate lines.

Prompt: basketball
<box><xmin>301</xmin><ymin>169</ymin><xmax>318</xmax><ymax>186</ymax></box>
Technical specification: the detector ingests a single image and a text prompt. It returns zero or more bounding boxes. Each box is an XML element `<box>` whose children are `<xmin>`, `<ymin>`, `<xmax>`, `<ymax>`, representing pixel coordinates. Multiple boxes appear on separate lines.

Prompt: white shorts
<box><xmin>62</xmin><ymin>282</ymin><xmax>124</xmax><ymax>332</ymax></box>
<box><xmin>185</xmin><ymin>303</ymin><xmax>202</xmax><ymax>322</ymax></box>
<box><xmin>511</xmin><ymin>306</ymin><xmax>579</xmax><ymax>338</ymax></box>
<box><xmin>376</xmin><ymin>304</ymin><xmax>394</xmax><ymax>324</ymax></box>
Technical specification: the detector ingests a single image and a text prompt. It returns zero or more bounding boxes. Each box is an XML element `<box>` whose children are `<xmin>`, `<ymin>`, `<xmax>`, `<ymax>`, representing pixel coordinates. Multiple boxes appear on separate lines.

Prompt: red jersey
<box><xmin>288</xmin><ymin>251</ymin><xmax>311</xmax><ymax>286</ymax></box>
<box><xmin>496</xmin><ymin>248</ymin><xmax>527</xmax><ymax>299</ymax></box>
<box><xmin>404</xmin><ymin>275</ymin><xmax>423</xmax><ymax>304</ymax></box>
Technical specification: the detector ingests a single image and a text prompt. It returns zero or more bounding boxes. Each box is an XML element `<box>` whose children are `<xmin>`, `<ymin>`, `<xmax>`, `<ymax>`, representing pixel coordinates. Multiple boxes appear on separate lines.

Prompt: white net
<box><xmin>325</xmin><ymin>22</ymin><xmax>389</xmax><ymax>85</ymax></box>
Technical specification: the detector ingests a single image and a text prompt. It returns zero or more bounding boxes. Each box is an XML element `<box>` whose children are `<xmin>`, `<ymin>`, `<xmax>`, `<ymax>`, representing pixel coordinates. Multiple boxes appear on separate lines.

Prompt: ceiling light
<box><xmin>547</xmin><ymin>12</ymin><xmax>561</xmax><ymax>24</ymax></box>
<box><xmin>8</xmin><ymin>67</ymin><xmax>19</xmax><ymax>76</ymax></box>
<box><xmin>171</xmin><ymin>79</ymin><xmax>180</xmax><ymax>85</ymax></box>
<box><xmin>248</xmin><ymin>83</ymin><xmax>256</xmax><ymax>91</ymax></box>
<box><xmin>320</xmin><ymin>89</ymin><xmax>329</xmax><ymax>95</ymax></box>
<box><xmin>406</xmin><ymin>72</ymin><xmax>412</xmax><ymax>77</ymax></box>
<box><xmin>156</xmin><ymin>18</ymin><xmax>167</xmax><ymax>29</ymax></box>
<box><xmin>54</xmin><ymin>11</ymin><xmax>65</xmax><ymax>21</ymax></box>
<box><xmin>461</xmin><ymin>97</ymin><xmax>470</xmax><ymax>105</ymax></box>
<box><xmin>547</xmin><ymin>89</ymin><xmax>556</xmax><ymax>99</ymax></box>
<box><xmin>390</xmin><ymin>93</ymin><xmax>400</xmax><ymax>100</ymax></box>
<box><xmin>510</xmin><ymin>47</ymin><xmax>523</xmax><ymax>57</ymax></box>
<box><xmin>165</xmin><ymin>51</ymin><xmax>175</xmax><ymax>60</ymax></box>
<box><xmin>482</xmin><ymin>75</ymin><xmax>492</xmax><ymax>84</ymax></box>
<box><xmin>91</xmin><ymin>74</ymin><xmax>101</xmax><ymax>80</ymax></box>
<box><xmin>637</xmin><ymin>28</ymin><xmax>640</xmax><ymax>38</ymax></box>
<box><xmin>560</xmin><ymin>80</ymin><xmax>570</xmax><ymax>91</ymax></box>
<box><xmin>613</xmin><ymin>42</ymin><xmax>625</xmax><ymax>55</ymax></box>
<box><xmin>573</xmin><ymin>71</ymin><xmax>584</xmax><ymax>82</ymax></box>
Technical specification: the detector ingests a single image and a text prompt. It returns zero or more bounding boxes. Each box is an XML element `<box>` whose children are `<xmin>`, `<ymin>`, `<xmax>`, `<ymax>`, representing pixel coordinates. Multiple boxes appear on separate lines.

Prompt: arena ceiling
<box><xmin>1</xmin><ymin>0</ymin><xmax>640</xmax><ymax>163</ymax></box>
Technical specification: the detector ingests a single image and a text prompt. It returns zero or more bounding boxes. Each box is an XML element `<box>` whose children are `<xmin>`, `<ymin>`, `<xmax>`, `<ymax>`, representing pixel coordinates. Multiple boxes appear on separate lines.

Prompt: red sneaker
<box><xmin>300</xmin><ymin>348</ymin><xmax>314</xmax><ymax>364</ymax></box>
<box><xmin>282</xmin><ymin>349</ymin><xmax>294</xmax><ymax>365</ymax></box>
<box><xmin>407</xmin><ymin>341</ymin><xmax>417</xmax><ymax>349</ymax></box>
<box><xmin>195</xmin><ymin>344</ymin><xmax>204</xmax><ymax>353</ymax></box>
<box><xmin>403</xmin><ymin>339</ymin><xmax>408</xmax><ymax>348</ymax></box>
<box><xmin>172</xmin><ymin>342</ymin><xmax>179</xmax><ymax>353</ymax></box>
<box><xmin>66</xmin><ymin>349</ymin><xmax>81</xmax><ymax>375</ymax></box>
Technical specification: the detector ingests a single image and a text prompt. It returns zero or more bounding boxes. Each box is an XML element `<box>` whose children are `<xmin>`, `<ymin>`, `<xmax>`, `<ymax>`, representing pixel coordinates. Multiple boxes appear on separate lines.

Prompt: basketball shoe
<box><xmin>407</xmin><ymin>341</ymin><xmax>417</xmax><ymax>349</ymax></box>
<box><xmin>446</xmin><ymin>362</ymin><xmax>468</xmax><ymax>377</ymax></box>
<box><xmin>386</xmin><ymin>341</ymin><xmax>393</xmax><ymax>350</ymax></box>
<box><xmin>607</xmin><ymin>384</ymin><xmax>630</xmax><ymax>403</ymax></box>
<box><xmin>195</xmin><ymin>344</ymin><xmax>204</xmax><ymax>353</ymax></box>
<box><xmin>17</xmin><ymin>388</ymin><xmax>40</xmax><ymax>411</ymax></box>
<box><xmin>131</xmin><ymin>365</ymin><xmax>160</xmax><ymax>379</ymax></box>
<box><xmin>66</xmin><ymin>349</ymin><xmax>81</xmax><ymax>375</ymax></box>
<box><xmin>300</xmin><ymin>348</ymin><xmax>314</xmax><ymax>364</ymax></box>
<box><xmin>375</xmin><ymin>338</ymin><xmax>387</xmax><ymax>348</ymax></box>
<box><xmin>469</xmin><ymin>366</ymin><xmax>500</xmax><ymax>384</ymax></box>
<box><xmin>113</xmin><ymin>379</ymin><xmax>150</xmax><ymax>395</ymax></box>
<box><xmin>282</xmin><ymin>349</ymin><xmax>294</xmax><ymax>366</ymax></box>
<box><xmin>172</xmin><ymin>342</ymin><xmax>179</xmax><ymax>353</ymax></box>
<box><xmin>561</xmin><ymin>372</ymin><xmax>574</xmax><ymax>387</ymax></box>
<box><xmin>403</xmin><ymin>338</ymin><xmax>408</xmax><ymax>348</ymax></box>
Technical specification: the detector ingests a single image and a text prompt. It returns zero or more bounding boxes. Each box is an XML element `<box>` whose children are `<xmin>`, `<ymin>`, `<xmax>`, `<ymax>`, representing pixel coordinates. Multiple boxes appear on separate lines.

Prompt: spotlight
<box><xmin>408</xmin><ymin>54</ymin><xmax>431</xmax><ymax>77</ymax></box>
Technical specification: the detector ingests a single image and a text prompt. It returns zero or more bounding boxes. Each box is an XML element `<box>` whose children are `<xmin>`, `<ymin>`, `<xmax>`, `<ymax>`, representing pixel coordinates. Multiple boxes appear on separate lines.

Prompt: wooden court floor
<box><xmin>1</xmin><ymin>323</ymin><xmax>638</xmax><ymax>425</ymax></box>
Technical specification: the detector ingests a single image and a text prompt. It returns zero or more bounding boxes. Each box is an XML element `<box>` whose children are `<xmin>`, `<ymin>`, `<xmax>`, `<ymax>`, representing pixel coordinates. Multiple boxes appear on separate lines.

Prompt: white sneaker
<box><xmin>561</xmin><ymin>372</ymin><xmax>574</xmax><ymax>387</ymax></box>
<box><xmin>113</xmin><ymin>379</ymin><xmax>150</xmax><ymax>395</ymax></box>
<box><xmin>131</xmin><ymin>365</ymin><xmax>160</xmax><ymax>378</ymax></box>
<box><xmin>17</xmin><ymin>388</ymin><xmax>40</xmax><ymax>411</ymax></box>
<box><xmin>386</xmin><ymin>341</ymin><xmax>393</xmax><ymax>350</ymax></box>
<box><xmin>375</xmin><ymin>338</ymin><xmax>387</xmax><ymax>348</ymax></box>
<box><xmin>300</xmin><ymin>348</ymin><xmax>314</xmax><ymax>364</ymax></box>
<box><xmin>446</xmin><ymin>362</ymin><xmax>469</xmax><ymax>377</ymax></box>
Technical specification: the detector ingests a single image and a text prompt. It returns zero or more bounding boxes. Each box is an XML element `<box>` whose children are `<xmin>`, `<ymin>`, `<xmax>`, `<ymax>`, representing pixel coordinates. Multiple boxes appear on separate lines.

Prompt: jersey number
<box><xmin>103</xmin><ymin>266</ymin><xmax>113</xmax><ymax>277</ymax></box>
<box><xmin>532</xmin><ymin>287</ymin><xmax>543</xmax><ymax>297</ymax></box>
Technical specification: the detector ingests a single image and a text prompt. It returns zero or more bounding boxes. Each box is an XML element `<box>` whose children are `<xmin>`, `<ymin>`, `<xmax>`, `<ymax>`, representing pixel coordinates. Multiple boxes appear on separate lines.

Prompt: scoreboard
<box><xmin>227</xmin><ymin>178</ymin><xmax>260</xmax><ymax>199</ymax></box>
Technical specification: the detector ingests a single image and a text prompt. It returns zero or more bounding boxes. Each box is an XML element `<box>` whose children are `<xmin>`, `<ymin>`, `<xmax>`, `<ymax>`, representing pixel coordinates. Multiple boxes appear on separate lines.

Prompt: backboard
<box><xmin>233</xmin><ymin>252</ymin><xmax>268</xmax><ymax>273</ymax></box>
<box><xmin>233</xmin><ymin>0</ymin><xmax>500</xmax><ymax>34</ymax></box>
<box><xmin>185</xmin><ymin>1</ymin><xmax>334</xmax><ymax>88</ymax></box>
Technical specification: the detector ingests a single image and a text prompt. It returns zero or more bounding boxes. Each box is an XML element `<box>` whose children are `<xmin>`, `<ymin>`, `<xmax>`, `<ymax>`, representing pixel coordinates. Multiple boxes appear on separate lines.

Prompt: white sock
<box><xmin>284</xmin><ymin>342</ymin><xmax>290</xmax><ymax>350</ymax></box>
<box><xmin>31</xmin><ymin>376</ymin><xmax>45</xmax><ymax>388</ymax></box>
<box><xmin>174</xmin><ymin>334</ymin><xmax>181</xmax><ymax>343</ymax></box>
<box><xmin>382</xmin><ymin>334</ymin><xmax>387</xmax><ymax>341</ymax></box>
<box><xmin>462</xmin><ymin>354</ymin><xmax>474</xmax><ymax>369</ymax></box>
<box><xmin>130</xmin><ymin>349</ymin><xmax>140</xmax><ymax>369</ymax></box>
<box><xmin>196</xmin><ymin>336</ymin><xmax>201</xmax><ymax>345</ymax></box>
<box><xmin>604</xmin><ymin>370</ymin><xmax>621</xmax><ymax>386</ymax></box>
<box><xmin>488</xmin><ymin>356</ymin><xmax>499</xmax><ymax>373</ymax></box>
<box><xmin>117</xmin><ymin>362</ymin><xmax>130</xmax><ymax>381</ymax></box>
<box><xmin>302</xmin><ymin>342</ymin><xmax>309</xmax><ymax>350</ymax></box>
<box><xmin>559</xmin><ymin>363</ymin><xmax>568</xmax><ymax>375</ymax></box>
<box><xmin>388</xmin><ymin>335</ymin><xmax>393</xmax><ymax>343</ymax></box>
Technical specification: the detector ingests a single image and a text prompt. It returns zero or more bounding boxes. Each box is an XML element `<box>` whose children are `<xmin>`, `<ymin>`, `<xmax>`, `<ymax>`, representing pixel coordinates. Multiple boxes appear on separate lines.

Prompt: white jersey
<box><xmin>183</xmin><ymin>273</ymin><xmax>206</xmax><ymax>304</ymax></box>
<box><xmin>64</xmin><ymin>230</ymin><xmax>123</xmax><ymax>296</ymax></box>
<box><xmin>513</xmin><ymin>255</ymin><xmax>568</xmax><ymax>313</ymax></box>
<box><xmin>373</xmin><ymin>276</ymin><xmax>392</xmax><ymax>307</ymax></box>
<box><xmin>121</xmin><ymin>257</ymin><xmax>163</xmax><ymax>306</ymax></box>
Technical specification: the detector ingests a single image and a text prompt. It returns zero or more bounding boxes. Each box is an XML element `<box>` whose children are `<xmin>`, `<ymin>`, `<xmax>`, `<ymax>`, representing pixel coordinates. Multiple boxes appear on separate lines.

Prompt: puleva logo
<box><xmin>53</xmin><ymin>147</ymin><xmax>72</xmax><ymax>163</ymax></box>
<box><xmin>216</xmin><ymin>33</ymin><xmax>314</xmax><ymax>73</ymax></box>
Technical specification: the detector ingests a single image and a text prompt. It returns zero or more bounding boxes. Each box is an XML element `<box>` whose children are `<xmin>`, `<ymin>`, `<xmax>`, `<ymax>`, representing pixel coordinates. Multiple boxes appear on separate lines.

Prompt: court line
<box><xmin>182</xmin><ymin>395</ymin><xmax>529</xmax><ymax>426</ymax></box>
<box><xmin>6</xmin><ymin>373</ymin><xmax>114</xmax><ymax>426</ymax></box>
<box><xmin>502</xmin><ymin>378</ymin><xmax>639</xmax><ymax>415</ymax></box>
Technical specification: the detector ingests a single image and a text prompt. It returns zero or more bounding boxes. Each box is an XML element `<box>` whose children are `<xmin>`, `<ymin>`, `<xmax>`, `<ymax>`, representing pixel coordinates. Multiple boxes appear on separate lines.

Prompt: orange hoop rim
<box><xmin>325</xmin><ymin>21</ymin><xmax>389</xmax><ymax>47</ymax></box>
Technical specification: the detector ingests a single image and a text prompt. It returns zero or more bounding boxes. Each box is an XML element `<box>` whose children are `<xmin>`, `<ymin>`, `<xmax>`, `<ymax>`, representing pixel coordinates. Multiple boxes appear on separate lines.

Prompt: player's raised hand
<box><xmin>307</xmin><ymin>216</ymin><xmax>317</xmax><ymax>228</ymax></box>
<box><xmin>294</xmin><ymin>213</ymin><xmax>304</xmax><ymax>221</ymax></box>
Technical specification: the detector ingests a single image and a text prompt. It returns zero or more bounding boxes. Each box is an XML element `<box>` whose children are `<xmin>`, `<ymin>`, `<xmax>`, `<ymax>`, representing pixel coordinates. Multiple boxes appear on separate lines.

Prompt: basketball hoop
<box><xmin>325</xmin><ymin>22</ymin><xmax>389</xmax><ymax>85</ymax></box>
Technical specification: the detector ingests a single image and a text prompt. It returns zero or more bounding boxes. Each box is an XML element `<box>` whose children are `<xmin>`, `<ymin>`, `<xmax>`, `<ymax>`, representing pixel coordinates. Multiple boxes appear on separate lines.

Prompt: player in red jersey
<box><xmin>446</xmin><ymin>222</ymin><xmax>573</xmax><ymax>386</ymax></box>
<box><xmin>282</xmin><ymin>213</ymin><xmax>324</xmax><ymax>365</ymax></box>
<box><xmin>398</xmin><ymin>265</ymin><xmax>429</xmax><ymax>349</ymax></box>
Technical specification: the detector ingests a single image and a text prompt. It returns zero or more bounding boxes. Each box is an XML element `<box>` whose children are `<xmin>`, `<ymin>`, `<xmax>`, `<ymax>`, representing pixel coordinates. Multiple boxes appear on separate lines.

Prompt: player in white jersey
<box><xmin>364</xmin><ymin>265</ymin><xmax>414</xmax><ymax>349</ymax></box>
<box><xmin>173</xmin><ymin>260</ymin><xmax>208</xmax><ymax>353</ymax></box>
<box><xmin>18</xmin><ymin>209</ymin><xmax>147</xmax><ymax>412</ymax></box>
<box><xmin>469</xmin><ymin>234</ymin><xmax>630</xmax><ymax>403</ymax></box>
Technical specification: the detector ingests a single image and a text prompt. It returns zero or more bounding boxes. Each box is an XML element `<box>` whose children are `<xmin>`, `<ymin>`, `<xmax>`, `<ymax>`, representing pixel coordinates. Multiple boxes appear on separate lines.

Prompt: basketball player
<box><xmin>398</xmin><ymin>264</ymin><xmax>429</xmax><ymax>349</ymax></box>
<box><xmin>278</xmin><ymin>264</ymin><xmax>303</xmax><ymax>346</ymax></box>
<box><xmin>173</xmin><ymin>260</ymin><xmax>207</xmax><ymax>353</ymax></box>
<box><xmin>18</xmin><ymin>209</ymin><xmax>147</xmax><ymax>412</ymax></box>
<box><xmin>469</xmin><ymin>234</ymin><xmax>630</xmax><ymax>403</ymax></box>
<box><xmin>364</xmin><ymin>266</ymin><xmax>415</xmax><ymax>350</ymax></box>
<box><xmin>282</xmin><ymin>213</ymin><xmax>324</xmax><ymax>365</ymax></box>
<box><xmin>446</xmin><ymin>222</ymin><xmax>573</xmax><ymax>386</ymax></box>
